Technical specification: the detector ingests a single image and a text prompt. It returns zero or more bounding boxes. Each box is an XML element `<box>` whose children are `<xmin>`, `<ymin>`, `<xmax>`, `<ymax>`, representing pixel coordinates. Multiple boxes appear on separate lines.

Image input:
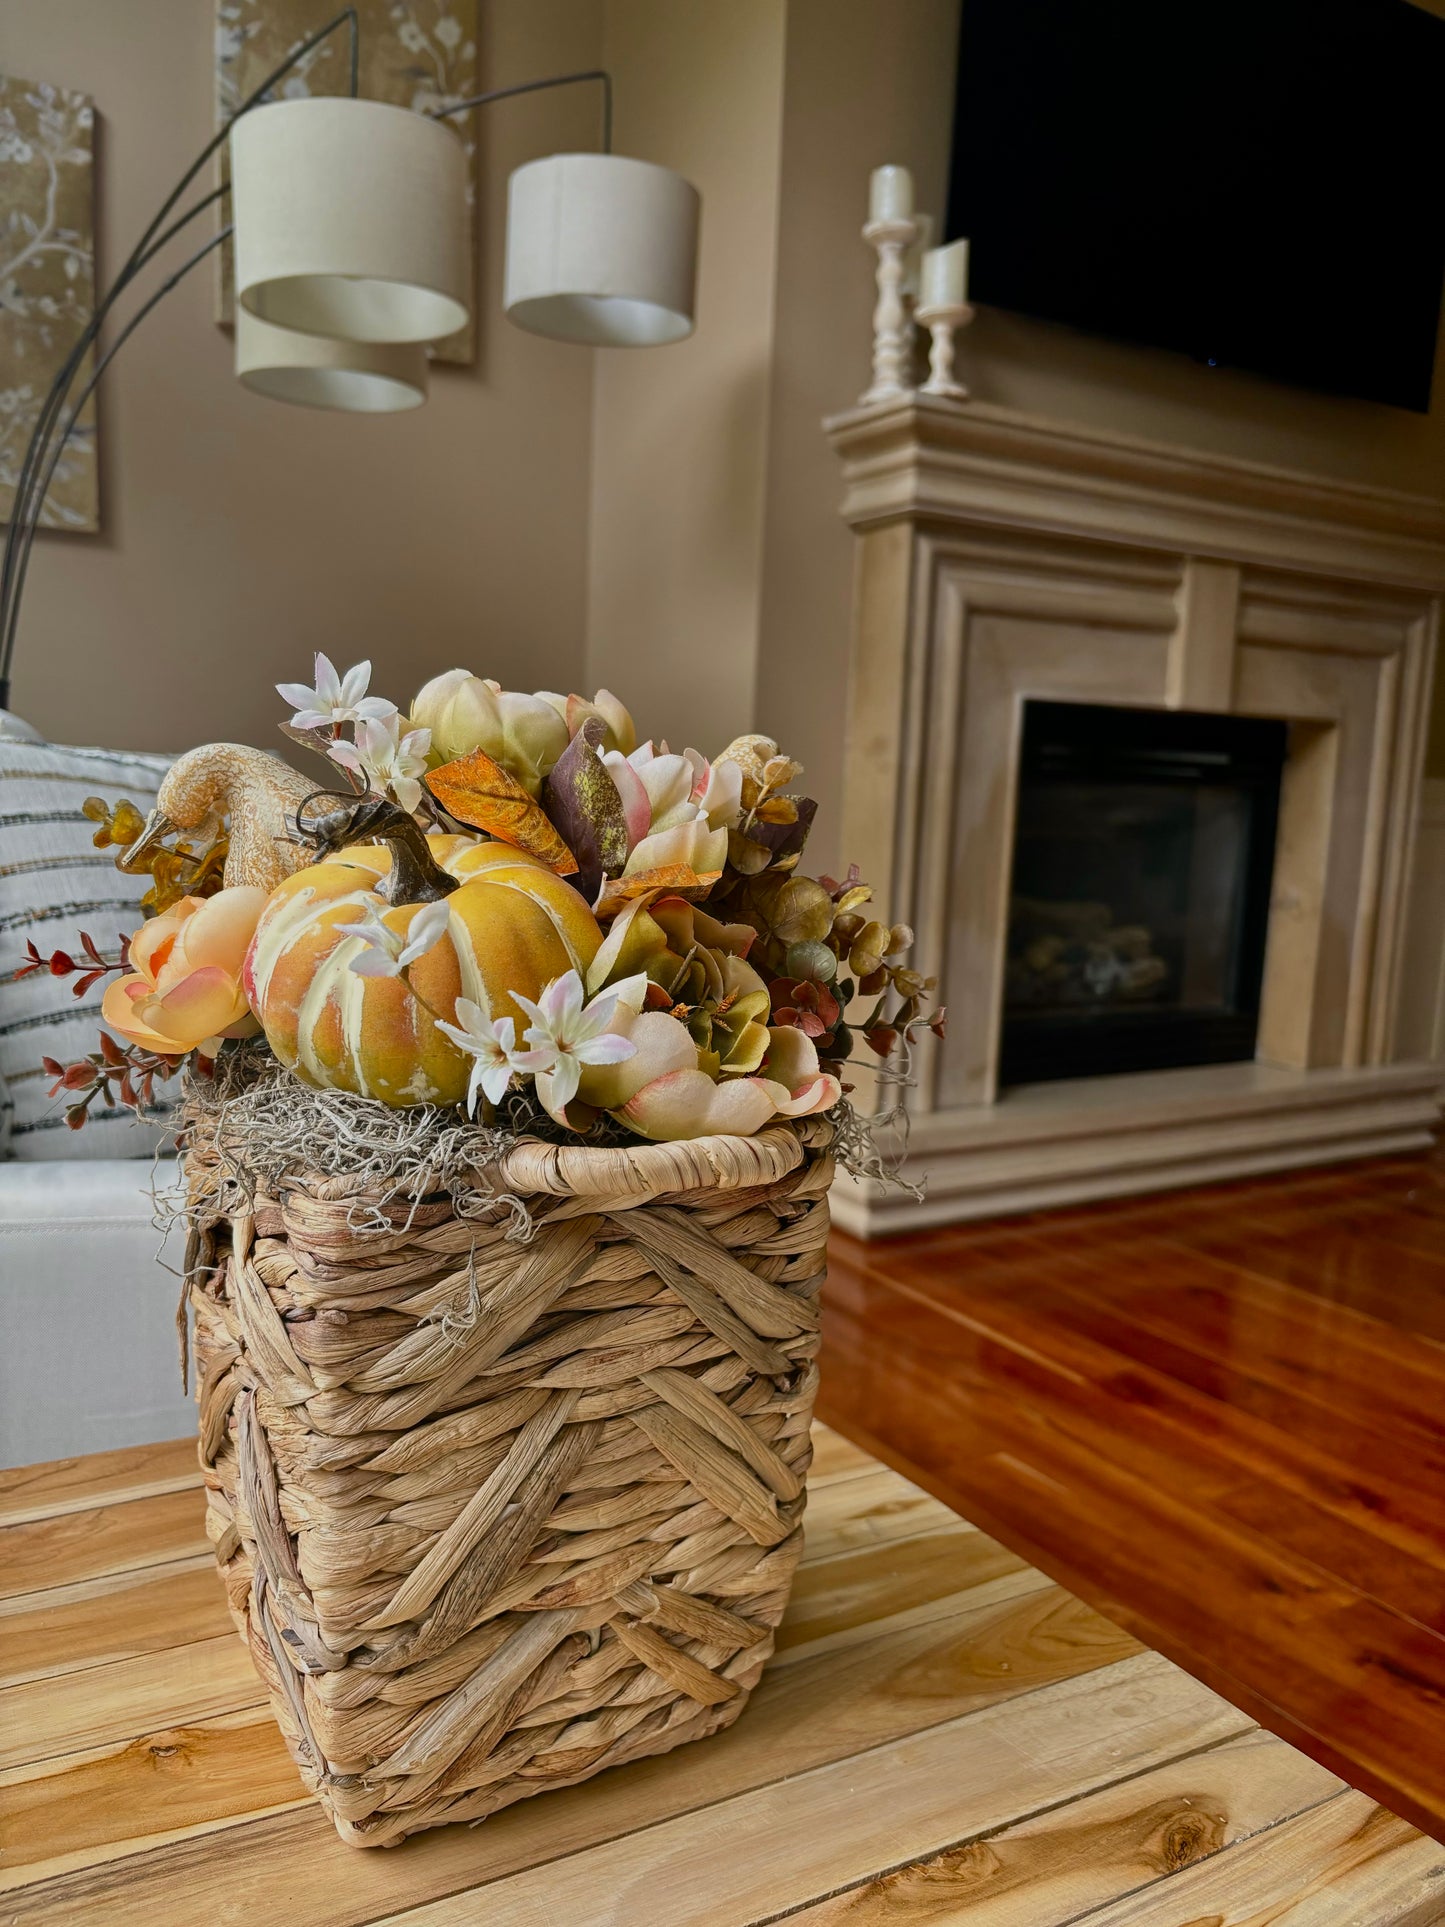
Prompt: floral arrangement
<box><xmin>30</xmin><ymin>655</ymin><xmax>942</xmax><ymax>1146</ymax></box>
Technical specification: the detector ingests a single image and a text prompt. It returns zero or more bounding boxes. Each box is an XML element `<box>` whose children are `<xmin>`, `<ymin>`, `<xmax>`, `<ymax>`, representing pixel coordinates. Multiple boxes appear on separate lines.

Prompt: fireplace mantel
<box><xmin>828</xmin><ymin>395</ymin><xmax>1445</xmax><ymax>588</ymax></box>
<box><xmin>826</xmin><ymin>396</ymin><xmax>1444</xmax><ymax>1234</ymax></box>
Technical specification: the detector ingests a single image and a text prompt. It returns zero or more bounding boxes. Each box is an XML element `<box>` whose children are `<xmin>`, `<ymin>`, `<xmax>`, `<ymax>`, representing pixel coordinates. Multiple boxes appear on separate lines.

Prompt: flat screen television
<box><xmin>946</xmin><ymin>0</ymin><xmax>1445</xmax><ymax>412</ymax></box>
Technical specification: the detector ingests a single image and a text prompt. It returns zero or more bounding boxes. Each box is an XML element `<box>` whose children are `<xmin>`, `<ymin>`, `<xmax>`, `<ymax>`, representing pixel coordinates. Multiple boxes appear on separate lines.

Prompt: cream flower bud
<box><xmin>408</xmin><ymin>672</ymin><xmax>569</xmax><ymax>794</ymax></box>
<box><xmin>535</xmin><ymin>688</ymin><xmax>639</xmax><ymax>757</ymax></box>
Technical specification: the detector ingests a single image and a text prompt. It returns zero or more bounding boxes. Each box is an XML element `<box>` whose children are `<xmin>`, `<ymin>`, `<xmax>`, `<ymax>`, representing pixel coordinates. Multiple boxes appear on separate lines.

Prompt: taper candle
<box><xmin>920</xmin><ymin>238</ymin><xmax>969</xmax><ymax>309</ymax></box>
<box><xmin>869</xmin><ymin>164</ymin><xmax>914</xmax><ymax>223</ymax></box>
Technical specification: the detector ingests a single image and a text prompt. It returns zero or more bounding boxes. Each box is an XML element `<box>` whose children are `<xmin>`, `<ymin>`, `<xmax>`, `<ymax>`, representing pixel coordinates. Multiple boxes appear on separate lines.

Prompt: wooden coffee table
<box><xmin>3</xmin><ymin>1427</ymin><xmax>1442</xmax><ymax>1924</ymax></box>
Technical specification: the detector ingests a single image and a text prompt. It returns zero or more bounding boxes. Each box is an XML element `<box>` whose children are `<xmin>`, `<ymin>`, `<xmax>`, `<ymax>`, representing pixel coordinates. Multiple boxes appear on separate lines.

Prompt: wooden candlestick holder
<box><xmin>859</xmin><ymin>214</ymin><xmax>919</xmax><ymax>405</ymax></box>
<box><xmin>916</xmin><ymin>300</ymin><xmax>975</xmax><ymax>401</ymax></box>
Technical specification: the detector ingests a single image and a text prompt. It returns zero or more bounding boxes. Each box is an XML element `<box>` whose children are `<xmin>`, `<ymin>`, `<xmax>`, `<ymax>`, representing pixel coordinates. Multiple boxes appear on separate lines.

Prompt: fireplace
<box><xmin>1000</xmin><ymin>701</ymin><xmax>1286</xmax><ymax>1086</ymax></box>
<box><xmin>825</xmin><ymin>398</ymin><xmax>1443</xmax><ymax>1233</ymax></box>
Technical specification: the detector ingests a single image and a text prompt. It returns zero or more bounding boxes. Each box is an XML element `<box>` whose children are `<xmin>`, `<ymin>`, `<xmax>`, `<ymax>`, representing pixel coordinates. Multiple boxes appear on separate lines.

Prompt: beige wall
<box><xmin>585</xmin><ymin>0</ymin><xmax>787</xmax><ymax>756</ymax></box>
<box><xmin>756</xmin><ymin>0</ymin><xmax>962</xmax><ymax>877</ymax></box>
<box><xmin>3</xmin><ymin>0</ymin><xmax>601</xmax><ymax>755</ymax></box>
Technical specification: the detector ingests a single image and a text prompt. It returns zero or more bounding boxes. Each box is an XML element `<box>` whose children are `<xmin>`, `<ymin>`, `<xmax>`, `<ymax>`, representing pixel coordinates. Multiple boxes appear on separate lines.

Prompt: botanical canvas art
<box><xmin>0</xmin><ymin>74</ymin><xmax>99</xmax><ymax>533</ymax></box>
<box><xmin>215</xmin><ymin>0</ymin><xmax>478</xmax><ymax>363</ymax></box>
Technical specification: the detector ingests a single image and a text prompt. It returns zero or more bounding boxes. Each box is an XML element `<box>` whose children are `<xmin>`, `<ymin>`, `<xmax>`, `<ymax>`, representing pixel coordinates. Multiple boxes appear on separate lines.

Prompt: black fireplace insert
<box><xmin>999</xmin><ymin>700</ymin><xmax>1286</xmax><ymax>1088</ymax></box>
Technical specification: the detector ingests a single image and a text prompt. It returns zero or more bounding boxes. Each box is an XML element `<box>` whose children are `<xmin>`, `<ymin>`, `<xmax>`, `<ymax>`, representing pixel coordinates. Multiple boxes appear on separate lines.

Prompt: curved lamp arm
<box><xmin>0</xmin><ymin>33</ymin><xmax>614</xmax><ymax>714</ymax></box>
<box><xmin>430</xmin><ymin>69</ymin><xmax>613</xmax><ymax>155</ymax></box>
<box><xmin>0</xmin><ymin>8</ymin><xmax>361</xmax><ymax>711</ymax></box>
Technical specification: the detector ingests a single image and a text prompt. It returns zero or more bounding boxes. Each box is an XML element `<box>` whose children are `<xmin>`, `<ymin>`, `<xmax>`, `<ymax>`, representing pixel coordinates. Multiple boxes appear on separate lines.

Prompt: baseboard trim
<box><xmin>832</xmin><ymin>1059</ymin><xmax>1443</xmax><ymax>1235</ymax></box>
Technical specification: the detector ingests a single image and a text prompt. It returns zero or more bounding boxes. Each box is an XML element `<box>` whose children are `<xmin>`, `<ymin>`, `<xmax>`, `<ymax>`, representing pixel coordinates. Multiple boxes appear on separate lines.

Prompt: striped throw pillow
<box><xmin>0</xmin><ymin>740</ymin><xmax>177</xmax><ymax>1159</ymax></box>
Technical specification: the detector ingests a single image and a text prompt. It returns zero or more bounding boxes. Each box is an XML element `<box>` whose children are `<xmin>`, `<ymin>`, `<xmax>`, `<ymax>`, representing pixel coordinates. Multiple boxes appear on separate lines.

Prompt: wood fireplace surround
<box><xmin>826</xmin><ymin>396</ymin><xmax>1444</xmax><ymax>1235</ymax></box>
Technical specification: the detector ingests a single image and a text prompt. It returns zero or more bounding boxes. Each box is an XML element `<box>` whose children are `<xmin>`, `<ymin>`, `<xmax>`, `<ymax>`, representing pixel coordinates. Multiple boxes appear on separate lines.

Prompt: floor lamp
<box><xmin>0</xmin><ymin>14</ymin><xmax>700</xmax><ymax>719</ymax></box>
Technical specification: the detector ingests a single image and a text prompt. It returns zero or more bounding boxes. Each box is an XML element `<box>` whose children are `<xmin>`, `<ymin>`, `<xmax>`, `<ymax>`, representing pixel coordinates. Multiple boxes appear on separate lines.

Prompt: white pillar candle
<box><xmin>921</xmin><ymin>238</ymin><xmax>970</xmax><ymax>308</ymax></box>
<box><xmin>869</xmin><ymin>164</ymin><xmax>914</xmax><ymax>223</ymax></box>
<box><xmin>902</xmin><ymin>212</ymin><xmax>934</xmax><ymax>299</ymax></box>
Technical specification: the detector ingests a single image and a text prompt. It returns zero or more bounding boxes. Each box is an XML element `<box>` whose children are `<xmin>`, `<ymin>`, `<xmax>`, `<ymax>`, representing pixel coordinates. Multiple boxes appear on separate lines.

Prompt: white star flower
<box><xmin>512</xmin><ymin>970</ymin><xmax>637</xmax><ymax>1113</ymax></box>
<box><xmin>435</xmin><ymin>1000</ymin><xmax>544</xmax><ymax>1113</ymax></box>
<box><xmin>277</xmin><ymin>652</ymin><xmax>397</xmax><ymax>732</ymax></box>
<box><xmin>329</xmin><ymin>713</ymin><xmax>432</xmax><ymax>813</ymax></box>
<box><xmin>336</xmin><ymin>897</ymin><xmax>452</xmax><ymax>978</ymax></box>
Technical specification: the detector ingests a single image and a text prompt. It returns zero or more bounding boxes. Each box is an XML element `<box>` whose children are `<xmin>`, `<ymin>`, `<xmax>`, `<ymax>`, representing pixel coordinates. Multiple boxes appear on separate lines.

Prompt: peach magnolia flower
<box><xmin>601</xmin><ymin>743</ymin><xmax>738</xmax><ymax>881</ymax></box>
<box><xmin>574</xmin><ymin>979</ymin><xmax>842</xmax><ymax>1141</ymax></box>
<box><xmin>101</xmin><ymin>888</ymin><xmax>267</xmax><ymax>1056</ymax></box>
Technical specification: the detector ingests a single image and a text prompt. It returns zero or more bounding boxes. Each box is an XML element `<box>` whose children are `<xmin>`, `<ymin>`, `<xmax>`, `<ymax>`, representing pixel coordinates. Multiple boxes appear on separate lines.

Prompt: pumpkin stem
<box><xmin>295</xmin><ymin>793</ymin><xmax>459</xmax><ymax>904</ymax></box>
<box><xmin>378</xmin><ymin>811</ymin><xmax>460</xmax><ymax>905</ymax></box>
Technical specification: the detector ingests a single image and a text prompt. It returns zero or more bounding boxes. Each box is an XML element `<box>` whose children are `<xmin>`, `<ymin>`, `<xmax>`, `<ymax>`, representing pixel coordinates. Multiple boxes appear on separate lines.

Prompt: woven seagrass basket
<box><xmin>184</xmin><ymin>1104</ymin><xmax>830</xmax><ymax>1847</ymax></box>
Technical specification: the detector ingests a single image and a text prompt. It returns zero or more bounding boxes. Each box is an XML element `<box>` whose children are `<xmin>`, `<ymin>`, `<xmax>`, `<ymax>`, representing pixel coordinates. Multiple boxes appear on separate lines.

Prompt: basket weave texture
<box><xmin>186</xmin><ymin>1113</ymin><xmax>830</xmax><ymax>1847</ymax></box>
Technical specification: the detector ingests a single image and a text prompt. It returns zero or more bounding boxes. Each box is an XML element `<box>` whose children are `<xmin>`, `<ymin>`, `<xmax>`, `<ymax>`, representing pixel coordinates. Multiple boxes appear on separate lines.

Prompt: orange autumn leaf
<box><xmin>426</xmin><ymin>750</ymin><xmax>578</xmax><ymax>875</ymax></box>
<box><xmin>596</xmin><ymin>864</ymin><xmax>721</xmax><ymax>920</ymax></box>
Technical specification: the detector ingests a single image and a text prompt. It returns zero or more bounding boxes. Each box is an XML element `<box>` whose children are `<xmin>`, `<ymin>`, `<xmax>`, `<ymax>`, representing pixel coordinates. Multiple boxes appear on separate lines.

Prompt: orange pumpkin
<box><xmin>243</xmin><ymin>830</ymin><xmax>600</xmax><ymax>1106</ymax></box>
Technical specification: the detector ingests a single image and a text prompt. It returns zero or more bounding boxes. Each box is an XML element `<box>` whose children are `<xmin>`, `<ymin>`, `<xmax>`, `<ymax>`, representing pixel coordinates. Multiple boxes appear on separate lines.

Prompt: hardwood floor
<box><xmin>819</xmin><ymin>1143</ymin><xmax>1445</xmax><ymax>1849</ymax></box>
<box><xmin>5</xmin><ymin>1429</ymin><xmax>1444</xmax><ymax>1923</ymax></box>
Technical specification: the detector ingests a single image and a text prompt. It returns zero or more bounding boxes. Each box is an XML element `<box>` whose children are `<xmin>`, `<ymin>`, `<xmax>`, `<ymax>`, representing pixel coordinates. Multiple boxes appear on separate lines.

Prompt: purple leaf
<box><xmin>542</xmin><ymin>717</ymin><xmax>630</xmax><ymax>878</ymax></box>
<box><xmin>748</xmin><ymin>796</ymin><xmax>817</xmax><ymax>861</ymax></box>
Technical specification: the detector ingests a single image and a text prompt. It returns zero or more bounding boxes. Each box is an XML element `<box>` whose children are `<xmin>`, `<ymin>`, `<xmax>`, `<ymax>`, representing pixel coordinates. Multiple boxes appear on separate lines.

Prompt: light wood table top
<box><xmin>2</xmin><ymin>1426</ymin><xmax>1442</xmax><ymax>1925</ymax></box>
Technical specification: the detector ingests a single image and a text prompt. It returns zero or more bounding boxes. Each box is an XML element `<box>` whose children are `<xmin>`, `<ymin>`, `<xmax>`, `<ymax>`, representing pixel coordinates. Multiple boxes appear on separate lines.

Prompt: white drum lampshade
<box><xmin>230</xmin><ymin>98</ymin><xmax>471</xmax><ymax>345</ymax></box>
<box><xmin>235</xmin><ymin>310</ymin><xmax>428</xmax><ymax>412</ymax></box>
<box><xmin>504</xmin><ymin>153</ymin><xmax>699</xmax><ymax>346</ymax></box>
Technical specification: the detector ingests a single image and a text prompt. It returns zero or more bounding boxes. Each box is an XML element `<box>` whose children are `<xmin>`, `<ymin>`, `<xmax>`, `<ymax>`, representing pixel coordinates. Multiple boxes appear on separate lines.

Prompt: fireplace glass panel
<box><xmin>999</xmin><ymin>702</ymin><xmax>1286</xmax><ymax>1087</ymax></box>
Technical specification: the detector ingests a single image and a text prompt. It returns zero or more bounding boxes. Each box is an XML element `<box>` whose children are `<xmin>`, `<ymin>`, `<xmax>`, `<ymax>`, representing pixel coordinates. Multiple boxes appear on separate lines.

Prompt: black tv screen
<box><xmin>946</xmin><ymin>0</ymin><xmax>1445</xmax><ymax>411</ymax></box>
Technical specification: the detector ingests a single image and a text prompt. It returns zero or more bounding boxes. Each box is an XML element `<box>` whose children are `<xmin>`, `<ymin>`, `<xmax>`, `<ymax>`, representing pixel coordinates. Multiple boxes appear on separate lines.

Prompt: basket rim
<box><xmin>490</xmin><ymin>1120</ymin><xmax>809</xmax><ymax>1200</ymax></box>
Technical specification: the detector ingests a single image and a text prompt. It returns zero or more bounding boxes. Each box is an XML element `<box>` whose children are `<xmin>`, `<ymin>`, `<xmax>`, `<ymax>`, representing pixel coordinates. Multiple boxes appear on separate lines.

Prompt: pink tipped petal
<box><xmin>617</xmin><ymin>1069</ymin><xmax>778</xmax><ymax>1141</ymax></box>
<box><xmin>575</xmin><ymin>1009</ymin><xmax>693</xmax><ymax>1110</ymax></box>
<box><xmin>508</xmin><ymin>1046</ymin><xmax>555</xmax><ymax>1073</ymax></box>
<box><xmin>574</xmin><ymin>993</ymin><xmax>621</xmax><ymax>1043</ymax></box>
<box><xmin>539</xmin><ymin>972</ymin><xmax>581</xmax><ymax>1030</ymax></box>
<box><xmin>769</xmin><ymin>1072</ymin><xmax>843</xmax><ymax>1118</ymax></box>
<box><xmin>602</xmin><ymin>751</ymin><xmax>652</xmax><ymax>847</ymax></box>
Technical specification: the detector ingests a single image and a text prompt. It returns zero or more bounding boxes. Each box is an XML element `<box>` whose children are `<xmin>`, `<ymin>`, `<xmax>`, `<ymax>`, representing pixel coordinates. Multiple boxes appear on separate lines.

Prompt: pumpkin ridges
<box><xmin>246</xmin><ymin>833</ymin><xmax>605</xmax><ymax>1108</ymax></box>
<box><xmin>450</xmin><ymin>885</ymin><xmax>589</xmax><ymax>1032</ymax></box>
<box><xmin>248</xmin><ymin>885</ymin><xmax>380</xmax><ymax>1071</ymax></box>
<box><xmin>471</xmin><ymin>872</ymin><xmax>601</xmax><ymax>975</ymax></box>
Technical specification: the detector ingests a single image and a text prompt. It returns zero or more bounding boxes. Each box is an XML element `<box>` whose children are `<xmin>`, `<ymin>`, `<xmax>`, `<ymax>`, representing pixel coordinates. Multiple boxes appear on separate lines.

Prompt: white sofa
<box><xmin>0</xmin><ymin>1158</ymin><xmax>193</xmax><ymax>1466</ymax></box>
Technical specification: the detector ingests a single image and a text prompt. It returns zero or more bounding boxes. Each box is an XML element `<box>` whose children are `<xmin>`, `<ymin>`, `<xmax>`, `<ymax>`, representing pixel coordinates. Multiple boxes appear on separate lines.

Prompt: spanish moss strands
<box><xmin>180</xmin><ymin>1046</ymin><xmax>534</xmax><ymax>1237</ymax></box>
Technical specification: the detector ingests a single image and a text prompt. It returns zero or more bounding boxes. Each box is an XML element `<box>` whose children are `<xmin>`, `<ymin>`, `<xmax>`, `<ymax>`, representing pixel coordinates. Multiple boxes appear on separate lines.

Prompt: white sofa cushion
<box><xmin>0</xmin><ymin>1157</ymin><xmax>193</xmax><ymax>1465</ymax></box>
<box><xmin>0</xmin><ymin>739</ymin><xmax>175</xmax><ymax>1158</ymax></box>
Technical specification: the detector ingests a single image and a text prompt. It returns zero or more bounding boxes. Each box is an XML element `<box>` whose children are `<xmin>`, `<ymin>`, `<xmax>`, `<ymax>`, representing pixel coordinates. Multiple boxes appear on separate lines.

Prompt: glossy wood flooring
<box><xmin>5</xmin><ymin>1429</ymin><xmax>1444</xmax><ymax>1923</ymax></box>
<box><xmin>819</xmin><ymin>1144</ymin><xmax>1445</xmax><ymax>1851</ymax></box>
